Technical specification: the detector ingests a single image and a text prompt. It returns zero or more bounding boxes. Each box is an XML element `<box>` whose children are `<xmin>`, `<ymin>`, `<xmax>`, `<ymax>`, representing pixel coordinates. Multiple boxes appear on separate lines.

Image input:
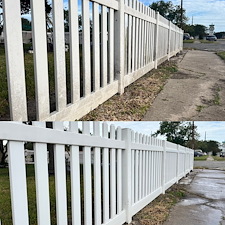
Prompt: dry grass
<box><xmin>81</xmin><ymin>59</ymin><xmax>179</xmax><ymax>121</ymax></box>
<box><xmin>132</xmin><ymin>184</ymin><xmax>186</xmax><ymax>225</ymax></box>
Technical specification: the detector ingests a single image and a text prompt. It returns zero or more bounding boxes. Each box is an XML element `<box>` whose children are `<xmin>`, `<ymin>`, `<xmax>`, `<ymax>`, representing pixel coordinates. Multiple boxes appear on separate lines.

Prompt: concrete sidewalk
<box><xmin>163</xmin><ymin>170</ymin><xmax>225</xmax><ymax>225</ymax></box>
<box><xmin>142</xmin><ymin>50</ymin><xmax>225</xmax><ymax>121</ymax></box>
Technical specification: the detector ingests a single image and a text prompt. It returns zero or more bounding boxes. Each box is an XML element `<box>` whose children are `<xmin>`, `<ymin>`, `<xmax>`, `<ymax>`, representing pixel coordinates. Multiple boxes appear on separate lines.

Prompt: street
<box><xmin>184</xmin><ymin>40</ymin><xmax>225</xmax><ymax>52</ymax></box>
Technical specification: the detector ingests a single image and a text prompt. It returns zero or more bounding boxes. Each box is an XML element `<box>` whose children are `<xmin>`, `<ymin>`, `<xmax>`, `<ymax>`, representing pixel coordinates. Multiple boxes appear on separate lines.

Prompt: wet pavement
<box><xmin>163</xmin><ymin>170</ymin><xmax>225</xmax><ymax>225</ymax></box>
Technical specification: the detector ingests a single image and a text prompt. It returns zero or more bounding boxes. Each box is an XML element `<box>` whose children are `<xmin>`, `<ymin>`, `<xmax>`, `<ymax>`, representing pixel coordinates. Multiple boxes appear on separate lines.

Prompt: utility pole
<box><xmin>181</xmin><ymin>0</ymin><xmax>183</xmax><ymax>29</ymax></box>
<box><xmin>192</xmin><ymin>16</ymin><xmax>194</xmax><ymax>26</ymax></box>
<box><xmin>192</xmin><ymin>121</ymin><xmax>195</xmax><ymax>149</ymax></box>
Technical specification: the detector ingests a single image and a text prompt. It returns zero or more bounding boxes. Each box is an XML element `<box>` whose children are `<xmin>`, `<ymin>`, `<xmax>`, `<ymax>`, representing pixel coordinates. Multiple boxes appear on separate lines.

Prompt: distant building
<box><xmin>209</xmin><ymin>24</ymin><xmax>215</xmax><ymax>35</ymax></box>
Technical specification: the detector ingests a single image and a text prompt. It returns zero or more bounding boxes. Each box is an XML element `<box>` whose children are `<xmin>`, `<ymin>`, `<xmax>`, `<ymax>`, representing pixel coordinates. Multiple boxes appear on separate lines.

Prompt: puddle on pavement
<box><xmin>178</xmin><ymin>197</ymin><xmax>208</xmax><ymax>206</ymax></box>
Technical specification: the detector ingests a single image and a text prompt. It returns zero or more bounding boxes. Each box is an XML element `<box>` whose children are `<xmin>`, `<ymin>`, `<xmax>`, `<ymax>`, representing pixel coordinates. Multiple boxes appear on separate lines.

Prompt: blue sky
<box><xmin>107</xmin><ymin>121</ymin><xmax>225</xmax><ymax>143</ymax></box>
<box><xmin>143</xmin><ymin>0</ymin><xmax>225</xmax><ymax>32</ymax></box>
<box><xmin>63</xmin><ymin>0</ymin><xmax>225</xmax><ymax>32</ymax></box>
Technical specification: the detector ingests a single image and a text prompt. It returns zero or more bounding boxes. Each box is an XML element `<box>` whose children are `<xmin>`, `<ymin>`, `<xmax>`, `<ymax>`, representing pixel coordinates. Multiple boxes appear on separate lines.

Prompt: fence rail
<box><xmin>2</xmin><ymin>0</ymin><xmax>183</xmax><ymax>121</ymax></box>
<box><xmin>0</xmin><ymin>122</ymin><xmax>194</xmax><ymax>225</ymax></box>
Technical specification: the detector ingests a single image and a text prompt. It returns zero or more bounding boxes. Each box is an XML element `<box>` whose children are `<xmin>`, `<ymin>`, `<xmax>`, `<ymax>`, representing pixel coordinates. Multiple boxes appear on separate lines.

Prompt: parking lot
<box><xmin>184</xmin><ymin>39</ymin><xmax>225</xmax><ymax>52</ymax></box>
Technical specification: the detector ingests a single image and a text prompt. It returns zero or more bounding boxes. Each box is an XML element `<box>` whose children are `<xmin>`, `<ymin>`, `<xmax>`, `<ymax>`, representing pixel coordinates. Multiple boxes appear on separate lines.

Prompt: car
<box><xmin>206</xmin><ymin>35</ymin><xmax>217</xmax><ymax>41</ymax></box>
<box><xmin>183</xmin><ymin>33</ymin><xmax>191</xmax><ymax>40</ymax></box>
<box><xmin>194</xmin><ymin>151</ymin><xmax>203</xmax><ymax>157</ymax></box>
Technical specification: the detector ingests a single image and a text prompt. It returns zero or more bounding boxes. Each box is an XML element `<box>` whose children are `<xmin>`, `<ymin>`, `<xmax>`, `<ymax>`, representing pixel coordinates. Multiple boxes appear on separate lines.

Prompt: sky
<box><xmin>106</xmin><ymin>121</ymin><xmax>225</xmax><ymax>144</ymax></box>
<box><xmin>144</xmin><ymin>0</ymin><xmax>225</xmax><ymax>32</ymax></box>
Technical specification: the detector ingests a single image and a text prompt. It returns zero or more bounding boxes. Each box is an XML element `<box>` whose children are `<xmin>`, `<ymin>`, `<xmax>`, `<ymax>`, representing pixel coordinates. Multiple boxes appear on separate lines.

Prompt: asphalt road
<box><xmin>184</xmin><ymin>39</ymin><xmax>225</xmax><ymax>52</ymax></box>
<box><xmin>194</xmin><ymin>159</ymin><xmax>225</xmax><ymax>170</ymax></box>
<box><xmin>163</xmin><ymin>169</ymin><xmax>225</xmax><ymax>225</ymax></box>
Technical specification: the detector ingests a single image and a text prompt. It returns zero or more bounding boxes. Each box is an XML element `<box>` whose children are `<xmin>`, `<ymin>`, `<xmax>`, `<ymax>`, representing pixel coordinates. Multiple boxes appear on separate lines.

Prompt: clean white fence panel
<box><xmin>1</xmin><ymin>122</ymin><xmax>193</xmax><ymax>225</ymax></box>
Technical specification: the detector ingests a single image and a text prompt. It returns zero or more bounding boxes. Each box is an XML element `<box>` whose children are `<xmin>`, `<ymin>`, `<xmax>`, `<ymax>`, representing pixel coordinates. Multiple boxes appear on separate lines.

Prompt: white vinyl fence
<box><xmin>0</xmin><ymin>122</ymin><xmax>193</xmax><ymax>225</ymax></box>
<box><xmin>2</xmin><ymin>0</ymin><xmax>183</xmax><ymax>121</ymax></box>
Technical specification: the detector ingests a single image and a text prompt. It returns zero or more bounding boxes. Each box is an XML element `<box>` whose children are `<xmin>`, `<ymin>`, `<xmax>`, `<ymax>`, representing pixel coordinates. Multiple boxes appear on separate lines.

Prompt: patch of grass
<box><xmin>213</xmin><ymin>90</ymin><xmax>221</xmax><ymax>105</ymax></box>
<box><xmin>0</xmin><ymin>165</ymin><xmax>73</xmax><ymax>225</ymax></box>
<box><xmin>0</xmin><ymin>44</ymin><xmax>72</xmax><ymax>119</ymax></box>
<box><xmin>212</xmin><ymin>156</ymin><xmax>225</xmax><ymax>161</ymax></box>
<box><xmin>194</xmin><ymin>155</ymin><xmax>208</xmax><ymax>161</ymax></box>
<box><xmin>132</xmin><ymin>184</ymin><xmax>186</xmax><ymax>225</ymax></box>
<box><xmin>200</xmin><ymin>40</ymin><xmax>216</xmax><ymax>44</ymax></box>
<box><xmin>183</xmin><ymin>40</ymin><xmax>195</xmax><ymax>43</ymax></box>
<box><xmin>217</xmin><ymin>51</ymin><xmax>225</xmax><ymax>61</ymax></box>
<box><xmin>194</xmin><ymin>166</ymin><xmax>209</xmax><ymax>169</ymax></box>
<box><xmin>196</xmin><ymin>105</ymin><xmax>205</xmax><ymax>112</ymax></box>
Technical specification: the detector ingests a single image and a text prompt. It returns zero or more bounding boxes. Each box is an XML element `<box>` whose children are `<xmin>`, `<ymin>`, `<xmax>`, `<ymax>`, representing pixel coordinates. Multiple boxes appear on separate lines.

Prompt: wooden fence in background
<box><xmin>0</xmin><ymin>122</ymin><xmax>193</xmax><ymax>225</ymax></box>
<box><xmin>2</xmin><ymin>0</ymin><xmax>183</xmax><ymax>120</ymax></box>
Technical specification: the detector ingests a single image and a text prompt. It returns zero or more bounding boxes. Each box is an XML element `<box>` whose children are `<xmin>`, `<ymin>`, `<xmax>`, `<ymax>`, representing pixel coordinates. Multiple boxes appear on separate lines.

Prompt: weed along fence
<box><xmin>0</xmin><ymin>122</ymin><xmax>193</xmax><ymax>225</ymax></box>
<box><xmin>2</xmin><ymin>0</ymin><xmax>183</xmax><ymax>121</ymax></box>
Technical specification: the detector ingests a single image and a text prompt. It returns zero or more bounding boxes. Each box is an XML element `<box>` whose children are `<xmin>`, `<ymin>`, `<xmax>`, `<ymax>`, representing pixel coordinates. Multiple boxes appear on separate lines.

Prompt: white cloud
<box><xmin>146</xmin><ymin>0</ymin><xmax>225</xmax><ymax>31</ymax></box>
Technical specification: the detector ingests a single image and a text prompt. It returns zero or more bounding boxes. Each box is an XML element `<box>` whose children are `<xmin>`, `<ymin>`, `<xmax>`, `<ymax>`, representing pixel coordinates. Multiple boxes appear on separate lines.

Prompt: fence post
<box><xmin>161</xmin><ymin>140</ymin><xmax>166</xmax><ymax>194</ymax></box>
<box><xmin>115</xmin><ymin>0</ymin><xmax>125</xmax><ymax>94</ymax></box>
<box><xmin>176</xmin><ymin>144</ymin><xmax>180</xmax><ymax>183</ymax></box>
<box><xmin>122</xmin><ymin>128</ymin><xmax>132</xmax><ymax>223</ymax></box>
<box><xmin>167</xmin><ymin>21</ymin><xmax>171</xmax><ymax>61</ymax></box>
<box><xmin>154</xmin><ymin>12</ymin><xmax>159</xmax><ymax>69</ymax></box>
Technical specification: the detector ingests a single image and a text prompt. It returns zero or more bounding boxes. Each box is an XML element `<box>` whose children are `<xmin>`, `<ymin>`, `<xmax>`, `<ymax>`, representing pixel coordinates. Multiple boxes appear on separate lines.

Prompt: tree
<box><xmin>184</xmin><ymin>24</ymin><xmax>207</xmax><ymax>39</ymax></box>
<box><xmin>153</xmin><ymin>122</ymin><xmax>199</xmax><ymax>146</ymax></box>
<box><xmin>149</xmin><ymin>0</ymin><xmax>188</xmax><ymax>27</ymax></box>
<box><xmin>0</xmin><ymin>0</ymin><xmax>52</xmax><ymax>35</ymax></box>
<box><xmin>196</xmin><ymin>140</ymin><xmax>220</xmax><ymax>156</ymax></box>
<box><xmin>22</xmin><ymin>18</ymin><xmax>32</xmax><ymax>31</ymax></box>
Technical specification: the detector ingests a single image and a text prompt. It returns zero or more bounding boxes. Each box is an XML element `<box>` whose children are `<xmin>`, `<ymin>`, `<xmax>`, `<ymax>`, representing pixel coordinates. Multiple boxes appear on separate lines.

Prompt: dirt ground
<box><xmin>143</xmin><ymin>50</ymin><xmax>225</xmax><ymax>121</ymax></box>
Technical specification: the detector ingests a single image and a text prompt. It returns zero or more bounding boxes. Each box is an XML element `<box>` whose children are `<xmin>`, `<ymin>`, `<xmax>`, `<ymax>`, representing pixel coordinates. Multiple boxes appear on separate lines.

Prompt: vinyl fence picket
<box><xmin>53</xmin><ymin>122</ymin><xmax>68</xmax><ymax>225</ymax></box>
<box><xmin>93</xmin><ymin>122</ymin><xmax>102</xmax><ymax>224</ymax></box>
<box><xmin>69</xmin><ymin>122</ymin><xmax>81</xmax><ymax>225</ymax></box>
<box><xmin>52</xmin><ymin>0</ymin><xmax>67</xmax><ymax>111</ymax></box>
<box><xmin>82</xmin><ymin>122</ymin><xmax>92</xmax><ymax>225</ymax></box>
<box><xmin>31</xmin><ymin>0</ymin><xmax>50</xmax><ymax>120</ymax></box>
<box><xmin>8</xmin><ymin>141</ymin><xmax>29</xmax><ymax>225</ymax></box>
<box><xmin>33</xmin><ymin>122</ymin><xmax>51</xmax><ymax>225</ymax></box>
<box><xmin>3</xmin><ymin>0</ymin><xmax>27</xmax><ymax>120</ymax></box>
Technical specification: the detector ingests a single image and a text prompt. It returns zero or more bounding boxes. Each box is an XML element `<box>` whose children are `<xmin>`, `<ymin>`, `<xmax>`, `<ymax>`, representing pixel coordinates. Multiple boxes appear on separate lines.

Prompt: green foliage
<box><xmin>149</xmin><ymin>1</ymin><xmax>188</xmax><ymax>27</ymax></box>
<box><xmin>183</xmin><ymin>24</ymin><xmax>207</xmax><ymax>39</ymax></box>
<box><xmin>195</xmin><ymin>140</ymin><xmax>220</xmax><ymax>155</ymax></box>
<box><xmin>153</xmin><ymin>122</ymin><xmax>199</xmax><ymax>146</ymax></box>
<box><xmin>22</xmin><ymin>18</ymin><xmax>32</xmax><ymax>31</ymax></box>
